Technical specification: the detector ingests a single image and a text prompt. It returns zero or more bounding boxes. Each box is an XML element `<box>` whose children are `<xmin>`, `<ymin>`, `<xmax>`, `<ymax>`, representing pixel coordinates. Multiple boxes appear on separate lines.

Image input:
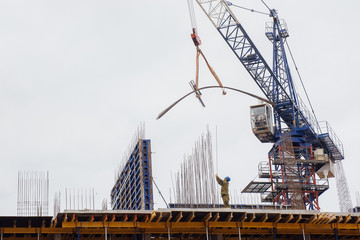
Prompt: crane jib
<box><xmin>198</xmin><ymin>1</ymin><xmax>295</xmax><ymax>122</ymax></box>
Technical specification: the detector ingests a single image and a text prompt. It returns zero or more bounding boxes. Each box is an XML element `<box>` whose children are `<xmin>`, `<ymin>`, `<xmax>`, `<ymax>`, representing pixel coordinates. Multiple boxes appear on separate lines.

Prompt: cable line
<box><xmin>226</xmin><ymin>1</ymin><xmax>269</xmax><ymax>16</ymax></box>
<box><xmin>260</xmin><ymin>0</ymin><xmax>271</xmax><ymax>12</ymax></box>
<box><xmin>187</xmin><ymin>0</ymin><xmax>197</xmax><ymax>30</ymax></box>
<box><xmin>285</xmin><ymin>40</ymin><xmax>320</xmax><ymax>127</ymax></box>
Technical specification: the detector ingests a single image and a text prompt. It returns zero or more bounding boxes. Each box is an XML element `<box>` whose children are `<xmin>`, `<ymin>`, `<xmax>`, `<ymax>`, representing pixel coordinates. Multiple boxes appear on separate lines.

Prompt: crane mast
<box><xmin>194</xmin><ymin>0</ymin><xmax>346</xmax><ymax>210</ymax></box>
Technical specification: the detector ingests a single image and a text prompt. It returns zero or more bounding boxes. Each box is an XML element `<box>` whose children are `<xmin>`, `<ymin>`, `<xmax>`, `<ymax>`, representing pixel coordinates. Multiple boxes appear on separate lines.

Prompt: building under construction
<box><xmin>1</xmin><ymin>0</ymin><xmax>358</xmax><ymax>240</ymax></box>
<box><xmin>4</xmin><ymin>126</ymin><xmax>359</xmax><ymax>239</ymax></box>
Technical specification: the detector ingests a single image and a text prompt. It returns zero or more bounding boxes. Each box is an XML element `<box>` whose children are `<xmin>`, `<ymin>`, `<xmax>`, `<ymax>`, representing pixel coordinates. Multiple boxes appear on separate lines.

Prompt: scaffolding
<box><xmin>243</xmin><ymin>134</ymin><xmax>330</xmax><ymax>210</ymax></box>
<box><xmin>111</xmin><ymin>139</ymin><xmax>153</xmax><ymax>210</ymax></box>
<box><xmin>273</xmin><ymin>134</ymin><xmax>306</xmax><ymax>209</ymax></box>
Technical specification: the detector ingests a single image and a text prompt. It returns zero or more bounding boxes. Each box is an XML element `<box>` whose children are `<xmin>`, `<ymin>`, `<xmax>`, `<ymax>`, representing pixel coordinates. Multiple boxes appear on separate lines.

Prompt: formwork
<box><xmin>111</xmin><ymin>139</ymin><xmax>153</xmax><ymax>210</ymax></box>
<box><xmin>1</xmin><ymin>209</ymin><xmax>360</xmax><ymax>239</ymax></box>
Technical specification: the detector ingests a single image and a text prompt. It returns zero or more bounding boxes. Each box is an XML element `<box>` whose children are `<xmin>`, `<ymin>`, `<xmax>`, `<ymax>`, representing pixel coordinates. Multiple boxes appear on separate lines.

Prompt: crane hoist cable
<box><xmin>187</xmin><ymin>0</ymin><xmax>226</xmax><ymax>100</ymax></box>
<box><xmin>187</xmin><ymin>0</ymin><xmax>197</xmax><ymax>32</ymax></box>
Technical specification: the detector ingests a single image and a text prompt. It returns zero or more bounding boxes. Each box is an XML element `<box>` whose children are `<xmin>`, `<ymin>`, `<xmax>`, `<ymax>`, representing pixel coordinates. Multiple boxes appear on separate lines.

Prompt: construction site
<box><xmin>1</xmin><ymin>0</ymin><xmax>360</xmax><ymax>239</ymax></box>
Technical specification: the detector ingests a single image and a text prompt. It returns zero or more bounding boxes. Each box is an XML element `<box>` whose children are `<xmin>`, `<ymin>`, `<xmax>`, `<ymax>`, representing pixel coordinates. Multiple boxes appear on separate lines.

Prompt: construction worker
<box><xmin>216</xmin><ymin>174</ymin><xmax>230</xmax><ymax>208</ymax></box>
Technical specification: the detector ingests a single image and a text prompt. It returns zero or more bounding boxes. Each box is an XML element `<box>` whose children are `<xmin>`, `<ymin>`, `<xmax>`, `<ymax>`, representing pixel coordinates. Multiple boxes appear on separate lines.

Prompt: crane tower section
<box><xmin>194</xmin><ymin>0</ymin><xmax>345</xmax><ymax>209</ymax></box>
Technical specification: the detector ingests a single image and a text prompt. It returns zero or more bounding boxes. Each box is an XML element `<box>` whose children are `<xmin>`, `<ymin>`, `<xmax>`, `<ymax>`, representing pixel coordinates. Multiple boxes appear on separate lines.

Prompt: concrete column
<box><xmin>211</xmin><ymin>234</ymin><xmax>223</xmax><ymax>240</ymax></box>
<box><xmin>143</xmin><ymin>233</ymin><xmax>152</xmax><ymax>240</ymax></box>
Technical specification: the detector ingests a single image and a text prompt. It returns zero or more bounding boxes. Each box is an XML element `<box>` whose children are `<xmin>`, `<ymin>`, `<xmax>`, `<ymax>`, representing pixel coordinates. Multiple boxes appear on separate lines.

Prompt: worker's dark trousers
<box><xmin>222</xmin><ymin>194</ymin><xmax>229</xmax><ymax>208</ymax></box>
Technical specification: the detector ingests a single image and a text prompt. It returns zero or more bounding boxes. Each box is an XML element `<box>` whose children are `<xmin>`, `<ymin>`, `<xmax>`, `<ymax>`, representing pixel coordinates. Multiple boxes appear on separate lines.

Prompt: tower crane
<box><xmin>191</xmin><ymin>0</ymin><xmax>348</xmax><ymax>210</ymax></box>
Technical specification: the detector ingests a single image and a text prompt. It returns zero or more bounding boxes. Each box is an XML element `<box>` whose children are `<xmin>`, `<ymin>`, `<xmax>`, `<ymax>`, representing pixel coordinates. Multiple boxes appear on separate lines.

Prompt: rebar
<box><xmin>64</xmin><ymin>187</ymin><xmax>95</xmax><ymax>210</ymax></box>
<box><xmin>173</xmin><ymin>127</ymin><xmax>219</xmax><ymax>205</ymax></box>
<box><xmin>335</xmin><ymin>161</ymin><xmax>353</xmax><ymax>212</ymax></box>
<box><xmin>17</xmin><ymin>171</ymin><xmax>49</xmax><ymax>216</ymax></box>
<box><xmin>171</xmin><ymin>128</ymin><xmax>275</xmax><ymax>207</ymax></box>
<box><xmin>115</xmin><ymin>122</ymin><xmax>145</xmax><ymax>181</ymax></box>
<box><xmin>53</xmin><ymin>191</ymin><xmax>60</xmax><ymax>217</ymax></box>
<box><xmin>102</xmin><ymin>198</ymin><xmax>108</xmax><ymax>210</ymax></box>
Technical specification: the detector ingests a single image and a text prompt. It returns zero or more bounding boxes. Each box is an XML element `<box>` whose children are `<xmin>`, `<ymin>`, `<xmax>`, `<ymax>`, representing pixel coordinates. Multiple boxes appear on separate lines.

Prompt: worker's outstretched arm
<box><xmin>216</xmin><ymin>174</ymin><xmax>223</xmax><ymax>186</ymax></box>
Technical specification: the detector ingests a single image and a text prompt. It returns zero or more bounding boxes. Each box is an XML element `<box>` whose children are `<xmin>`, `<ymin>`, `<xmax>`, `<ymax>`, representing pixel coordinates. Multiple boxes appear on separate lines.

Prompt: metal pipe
<box><xmin>152</xmin><ymin>178</ymin><xmax>169</xmax><ymax>208</ymax></box>
<box><xmin>334</xmin><ymin>228</ymin><xmax>338</xmax><ymax>240</ymax></box>
<box><xmin>274</xmin><ymin>228</ymin><xmax>277</xmax><ymax>240</ymax></box>
<box><xmin>302</xmin><ymin>227</ymin><xmax>306</xmax><ymax>240</ymax></box>
<box><xmin>93</xmin><ymin>188</ymin><xmax>95</xmax><ymax>210</ymax></box>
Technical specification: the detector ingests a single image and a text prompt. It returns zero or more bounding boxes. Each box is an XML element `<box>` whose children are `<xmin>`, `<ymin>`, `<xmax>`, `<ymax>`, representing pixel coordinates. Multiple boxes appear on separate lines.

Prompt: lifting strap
<box><xmin>195</xmin><ymin>47</ymin><xmax>226</xmax><ymax>96</ymax></box>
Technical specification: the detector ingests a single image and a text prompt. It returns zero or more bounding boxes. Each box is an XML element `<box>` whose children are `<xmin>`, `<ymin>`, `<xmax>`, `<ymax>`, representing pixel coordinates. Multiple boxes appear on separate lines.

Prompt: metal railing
<box><xmin>319</xmin><ymin>121</ymin><xmax>344</xmax><ymax>158</ymax></box>
<box><xmin>295</xmin><ymin>93</ymin><xmax>321</xmax><ymax>134</ymax></box>
<box><xmin>295</xmin><ymin>95</ymin><xmax>344</xmax><ymax>159</ymax></box>
<box><xmin>258</xmin><ymin>161</ymin><xmax>279</xmax><ymax>178</ymax></box>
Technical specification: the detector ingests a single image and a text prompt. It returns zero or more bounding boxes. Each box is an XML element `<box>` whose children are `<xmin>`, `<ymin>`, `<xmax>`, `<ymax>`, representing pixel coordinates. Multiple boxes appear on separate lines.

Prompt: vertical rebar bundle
<box><xmin>102</xmin><ymin>198</ymin><xmax>108</xmax><ymax>210</ymax></box>
<box><xmin>17</xmin><ymin>171</ymin><xmax>49</xmax><ymax>216</ymax></box>
<box><xmin>173</xmin><ymin>127</ymin><xmax>219</xmax><ymax>205</ymax></box>
<box><xmin>115</xmin><ymin>122</ymin><xmax>145</xmax><ymax>181</ymax></box>
<box><xmin>53</xmin><ymin>191</ymin><xmax>60</xmax><ymax>217</ymax></box>
<box><xmin>335</xmin><ymin>161</ymin><xmax>353</xmax><ymax>212</ymax></box>
<box><xmin>64</xmin><ymin>188</ymin><xmax>95</xmax><ymax>210</ymax></box>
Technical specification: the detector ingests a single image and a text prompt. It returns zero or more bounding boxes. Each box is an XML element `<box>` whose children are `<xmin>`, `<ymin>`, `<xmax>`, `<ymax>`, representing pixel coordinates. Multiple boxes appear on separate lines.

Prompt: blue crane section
<box><xmin>194</xmin><ymin>0</ymin><xmax>344</xmax><ymax>209</ymax></box>
<box><xmin>194</xmin><ymin>0</ymin><xmax>343</xmax><ymax>160</ymax></box>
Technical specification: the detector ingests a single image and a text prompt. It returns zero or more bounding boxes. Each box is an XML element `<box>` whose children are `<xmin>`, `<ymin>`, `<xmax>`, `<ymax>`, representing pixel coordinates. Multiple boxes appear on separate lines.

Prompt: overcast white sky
<box><xmin>0</xmin><ymin>0</ymin><xmax>359</xmax><ymax>216</ymax></box>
